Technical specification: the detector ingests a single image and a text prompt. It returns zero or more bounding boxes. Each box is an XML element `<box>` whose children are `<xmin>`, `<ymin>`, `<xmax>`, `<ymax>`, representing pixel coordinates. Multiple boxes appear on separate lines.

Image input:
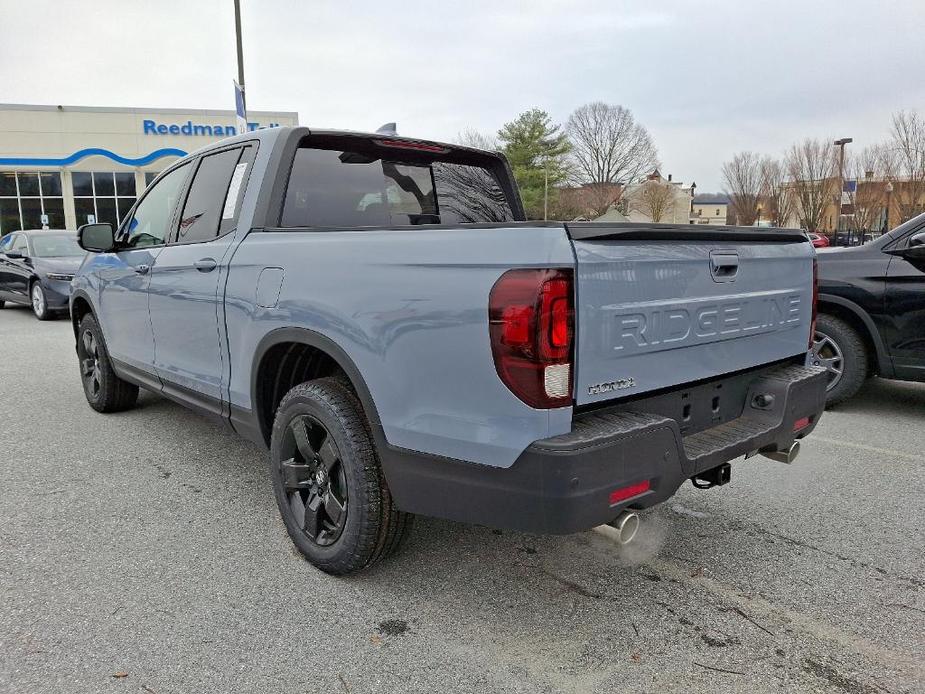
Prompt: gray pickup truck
<box><xmin>71</xmin><ymin>126</ymin><xmax>826</xmax><ymax>574</ymax></box>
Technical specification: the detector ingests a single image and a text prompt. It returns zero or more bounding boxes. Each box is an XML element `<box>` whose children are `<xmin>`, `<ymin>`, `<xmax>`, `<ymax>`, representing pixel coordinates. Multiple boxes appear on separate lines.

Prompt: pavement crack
<box><xmin>692</xmin><ymin>661</ymin><xmax>745</xmax><ymax>676</ymax></box>
<box><xmin>729</xmin><ymin>606</ymin><xmax>775</xmax><ymax>636</ymax></box>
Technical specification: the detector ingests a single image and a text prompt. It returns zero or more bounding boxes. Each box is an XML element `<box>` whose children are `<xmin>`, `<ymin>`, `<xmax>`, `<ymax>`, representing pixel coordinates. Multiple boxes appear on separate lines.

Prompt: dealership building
<box><xmin>0</xmin><ymin>104</ymin><xmax>298</xmax><ymax>234</ymax></box>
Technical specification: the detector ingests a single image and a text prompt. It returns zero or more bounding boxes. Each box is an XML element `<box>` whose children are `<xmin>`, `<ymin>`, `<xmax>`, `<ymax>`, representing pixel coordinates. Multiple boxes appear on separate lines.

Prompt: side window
<box><xmin>176</xmin><ymin>147</ymin><xmax>250</xmax><ymax>244</ymax></box>
<box><xmin>123</xmin><ymin>163</ymin><xmax>189</xmax><ymax>248</ymax></box>
<box><xmin>12</xmin><ymin>234</ymin><xmax>28</xmax><ymax>253</ymax></box>
<box><xmin>0</xmin><ymin>234</ymin><xmax>12</xmax><ymax>253</ymax></box>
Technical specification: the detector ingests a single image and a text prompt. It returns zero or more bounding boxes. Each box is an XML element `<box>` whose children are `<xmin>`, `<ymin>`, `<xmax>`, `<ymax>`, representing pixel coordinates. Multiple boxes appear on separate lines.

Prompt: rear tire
<box><xmin>812</xmin><ymin>313</ymin><xmax>868</xmax><ymax>406</ymax></box>
<box><xmin>270</xmin><ymin>378</ymin><xmax>413</xmax><ymax>575</ymax></box>
<box><xmin>0</xmin><ymin>300</ymin><xmax>5</xmax><ymax>309</ymax></box>
<box><xmin>76</xmin><ymin>313</ymin><xmax>139</xmax><ymax>412</ymax></box>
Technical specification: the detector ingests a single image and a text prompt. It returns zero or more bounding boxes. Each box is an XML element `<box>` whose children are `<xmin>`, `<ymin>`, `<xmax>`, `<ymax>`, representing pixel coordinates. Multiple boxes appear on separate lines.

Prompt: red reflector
<box><xmin>793</xmin><ymin>416</ymin><xmax>811</xmax><ymax>432</ymax></box>
<box><xmin>608</xmin><ymin>480</ymin><xmax>651</xmax><ymax>505</ymax></box>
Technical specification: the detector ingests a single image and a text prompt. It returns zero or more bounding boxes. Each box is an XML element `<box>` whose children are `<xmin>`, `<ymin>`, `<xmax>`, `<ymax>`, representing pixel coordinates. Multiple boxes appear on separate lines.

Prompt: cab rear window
<box><xmin>280</xmin><ymin>143</ymin><xmax>515</xmax><ymax>228</ymax></box>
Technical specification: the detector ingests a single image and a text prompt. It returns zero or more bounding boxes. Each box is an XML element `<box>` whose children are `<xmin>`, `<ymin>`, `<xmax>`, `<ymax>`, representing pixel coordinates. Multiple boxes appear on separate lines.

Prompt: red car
<box><xmin>807</xmin><ymin>232</ymin><xmax>830</xmax><ymax>248</ymax></box>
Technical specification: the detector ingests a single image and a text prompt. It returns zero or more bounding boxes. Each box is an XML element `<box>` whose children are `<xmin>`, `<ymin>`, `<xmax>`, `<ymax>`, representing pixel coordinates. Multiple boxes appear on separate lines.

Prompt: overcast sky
<box><xmin>2</xmin><ymin>0</ymin><xmax>923</xmax><ymax>190</ymax></box>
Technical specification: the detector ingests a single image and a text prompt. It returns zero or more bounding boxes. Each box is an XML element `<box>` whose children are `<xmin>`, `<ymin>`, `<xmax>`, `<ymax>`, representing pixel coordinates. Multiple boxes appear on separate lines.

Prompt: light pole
<box><xmin>833</xmin><ymin>137</ymin><xmax>852</xmax><ymax>237</ymax></box>
<box><xmin>234</xmin><ymin>0</ymin><xmax>246</xmax><ymax>113</ymax></box>
<box><xmin>884</xmin><ymin>181</ymin><xmax>893</xmax><ymax>231</ymax></box>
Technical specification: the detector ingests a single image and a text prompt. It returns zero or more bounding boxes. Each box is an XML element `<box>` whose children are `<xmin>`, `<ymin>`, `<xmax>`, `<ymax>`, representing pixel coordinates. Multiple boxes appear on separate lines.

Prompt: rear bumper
<box><xmin>380</xmin><ymin>364</ymin><xmax>827</xmax><ymax>534</ymax></box>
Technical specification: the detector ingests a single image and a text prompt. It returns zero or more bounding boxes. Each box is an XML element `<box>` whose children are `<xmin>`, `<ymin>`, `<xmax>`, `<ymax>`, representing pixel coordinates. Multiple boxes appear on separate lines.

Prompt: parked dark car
<box><xmin>0</xmin><ymin>230</ymin><xmax>84</xmax><ymax>320</ymax></box>
<box><xmin>813</xmin><ymin>213</ymin><xmax>925</xmax><ymax>404</ymax></box>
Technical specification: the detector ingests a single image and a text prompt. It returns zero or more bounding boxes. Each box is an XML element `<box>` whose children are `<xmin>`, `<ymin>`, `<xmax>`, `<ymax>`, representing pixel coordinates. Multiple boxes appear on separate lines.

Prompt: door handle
<box><xmin>193</xmin><ymin>258</ymin><xmax>218</xmax><ymax>273</ymax></box>
<box><xmin>133</xmin><ymin>264</ymin><xmax>150</xmax><ymax>275</ymax></box>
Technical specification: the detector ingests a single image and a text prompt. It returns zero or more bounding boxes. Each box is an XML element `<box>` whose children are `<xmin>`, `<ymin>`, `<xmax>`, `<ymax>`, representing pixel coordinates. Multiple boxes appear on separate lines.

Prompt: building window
<box><xmin>0</xmin><ymin>171</ymin><xmax>65</xmax><ymax>233</ymax></box>
<box><xmin>144</xmin><ymin>172</ymin><xmax>160</xmax><ymax>188</ymax></box>
<box><xmin>72</xmin><ymin>171</ymin><xmax>137</xmax><ymax>227</ymax></box>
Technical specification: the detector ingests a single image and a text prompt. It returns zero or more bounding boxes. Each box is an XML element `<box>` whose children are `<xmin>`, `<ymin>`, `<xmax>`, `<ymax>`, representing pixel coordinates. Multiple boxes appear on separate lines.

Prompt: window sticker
<box><xmin>222</xmin><ymin>162</ymin><xmax>249</xmax><ymax>220</ymax></box>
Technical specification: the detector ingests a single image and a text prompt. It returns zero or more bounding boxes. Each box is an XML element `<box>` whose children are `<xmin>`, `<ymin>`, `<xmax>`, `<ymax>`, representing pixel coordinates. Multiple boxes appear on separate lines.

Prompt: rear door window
<box><xmin>176</xmin><ymin>146</ymin><xmax>253</xmax><ymax>244</ymax></box>
<box><xmin>281</xmin><ymin>145</ymin><xmax>515</xmax><ymax>228</ymax></box>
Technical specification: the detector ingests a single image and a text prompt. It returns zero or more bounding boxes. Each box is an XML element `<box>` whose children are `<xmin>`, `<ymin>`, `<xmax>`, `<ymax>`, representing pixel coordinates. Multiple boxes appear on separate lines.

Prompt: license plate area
<box><xmin>595</xmin><ymin>362</ymin><xmax>792</xmax><ymax>437</ymax></box>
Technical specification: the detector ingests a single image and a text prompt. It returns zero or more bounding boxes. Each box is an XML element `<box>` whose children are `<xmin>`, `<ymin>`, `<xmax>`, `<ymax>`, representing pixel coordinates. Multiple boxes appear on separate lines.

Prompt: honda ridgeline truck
<box><xmin>71</xmin><ymin>126</ymin><xmax>826</xmax><ymax>574</ymax></box>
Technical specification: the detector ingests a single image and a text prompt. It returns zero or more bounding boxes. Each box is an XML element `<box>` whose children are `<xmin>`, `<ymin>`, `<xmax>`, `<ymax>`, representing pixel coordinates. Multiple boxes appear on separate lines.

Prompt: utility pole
<box><xmin>834</xmin><ymin>137</ymin><xmax>852</xmax><ymax>235</ymax></box>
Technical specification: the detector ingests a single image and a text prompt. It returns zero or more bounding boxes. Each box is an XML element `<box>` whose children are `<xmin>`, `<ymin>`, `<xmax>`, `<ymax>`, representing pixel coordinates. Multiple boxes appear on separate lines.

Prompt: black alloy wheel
<box><xmin>80</xmin><ymin>328</ymin><xmax>104</xmax><ymax>399</ymax></box>
<box><xmin>278</xmin><ymin>414</ymin><xmax>349</xmax><ymax>547</ymax></box>
<box><xmin>269</xmin><ymin>379</ymin><xmax>413</xmax><ymax>574</ymax></box>
<box><xmin>75</xmin><ymin>313</ymin><xmax>138</xmax><ymax>412</ymax></box>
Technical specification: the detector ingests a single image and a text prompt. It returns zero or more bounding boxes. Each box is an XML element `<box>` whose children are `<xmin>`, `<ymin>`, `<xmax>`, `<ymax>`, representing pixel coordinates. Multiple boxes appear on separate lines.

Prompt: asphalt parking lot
<box><xmin>1</xmin><ymin>304</ymin><xmax>923</xmax><ymax>694</ymax></box>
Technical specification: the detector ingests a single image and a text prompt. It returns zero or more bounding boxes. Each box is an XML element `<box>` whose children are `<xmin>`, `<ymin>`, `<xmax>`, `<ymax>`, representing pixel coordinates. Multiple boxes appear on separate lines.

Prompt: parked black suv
<box><xmin>812</xmin><ymin>212</ymin><xmax>925</xmax><ymax>404</ymax></box>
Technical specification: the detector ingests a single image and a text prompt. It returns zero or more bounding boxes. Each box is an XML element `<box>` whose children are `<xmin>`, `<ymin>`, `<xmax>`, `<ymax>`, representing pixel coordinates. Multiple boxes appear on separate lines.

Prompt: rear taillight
<box><xmin>809</xmin><ymin>257</ymin><xmax>819</xmax><ymax>348</ymax></box>
<box><xmin>489</xmin><ymin>268</ymin><xmax>575</xmax><ymax>408</ymax></box>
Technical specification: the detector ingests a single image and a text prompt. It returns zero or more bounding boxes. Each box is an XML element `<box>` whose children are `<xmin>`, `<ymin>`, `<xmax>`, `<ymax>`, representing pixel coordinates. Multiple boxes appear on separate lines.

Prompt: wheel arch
<box><xmin>248</xmin><ymin>327</ymin><xmax>385</xmax><ymax>449</ymax></box>
<box><xmin>817</xmin><ymin>293</ymin><xmax>891</xmax><ymax>377</ymax></box>
<box><xmin>70</xmin><ymin>290</ymin><xmax>95</xmax><ymax>340</ymax></box>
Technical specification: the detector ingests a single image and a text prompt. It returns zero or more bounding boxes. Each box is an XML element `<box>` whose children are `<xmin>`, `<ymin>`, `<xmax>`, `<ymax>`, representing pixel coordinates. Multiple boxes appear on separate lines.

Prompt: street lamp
<box><xmin>884</xmin><ymin>181</ymin><xmax>893</xmax><ymax>231</ymax></box>
<box><xmin>833</xmin><ymin>137</ymin><xmax>852</xmax><ymax>237</ymax></box>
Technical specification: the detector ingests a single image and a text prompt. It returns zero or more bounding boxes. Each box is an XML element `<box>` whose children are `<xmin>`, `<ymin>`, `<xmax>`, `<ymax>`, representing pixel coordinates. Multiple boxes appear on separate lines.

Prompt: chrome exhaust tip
<box><xmin>760</xmin><ymin>440</ymin><xmax>801</xmax><ymax>464</ymax></box>
<box><xmin>609</xmin><ymin>511</ymin><xmax>640</xmax><ymax>545</ymax></box>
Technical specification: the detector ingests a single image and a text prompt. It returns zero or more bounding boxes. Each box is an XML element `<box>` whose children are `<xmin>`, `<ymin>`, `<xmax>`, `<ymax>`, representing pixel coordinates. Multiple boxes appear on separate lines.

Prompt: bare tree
<box><xmin>455</xmin><ymin>128</ymin><xmax>498</xmax><ymax>151</ymax></box>
<box><xmin>722</xmin><ymin>152</ymin><xmax>763</xmax><ymax>226</ymax></box>
<box><xmin>882</xmin><ymin>110</ymin><xmax>925</xmax><ymax>223</ymax></box>
<box><xmin>845</xmin><ymin>146</ymin><xmax>888</xmax><ymax>235</ymax></box>
<box><xmin>630</xmin><ymin>179</ymin><xmax>676</xmax><ymax>223</ymax></box>
<box><xmin>760</xmin><ymin>158</ymin><xmax>795</xmax><ymax>228</ymax></box>
<box><xmin>566</xmin><ymin>102</ymin><xmax>659</xmax><ymax>217</ymax></box>
<box><xmin>785</xmin><ymin>138</ymin><xmax>838</xmax><ymax>233</ymax></box>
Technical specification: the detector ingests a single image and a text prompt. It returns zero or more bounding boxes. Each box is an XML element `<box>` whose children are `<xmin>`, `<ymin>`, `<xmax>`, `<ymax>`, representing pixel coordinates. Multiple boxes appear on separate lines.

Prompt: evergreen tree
<box><xmin>497</xmin><ymin>109</ymin><xmax>571</xmax><ymax>219</ymax></box>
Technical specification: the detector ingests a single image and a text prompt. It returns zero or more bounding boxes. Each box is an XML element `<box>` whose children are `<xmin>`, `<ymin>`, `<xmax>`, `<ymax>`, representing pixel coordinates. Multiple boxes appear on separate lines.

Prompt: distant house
<box><xmin>557</xmin><ymin>183</ymin><xmax>623</xmax><ymax>220</ymax></box>
<box><xmin>612</xmin><ymin>169</ymin><xmax>694</xmax><ymax>224</ymax></box>
<box><xmin>690</xmin><ymin>194</ymin><xmax>730</xmax><ymax>225</ymax></box>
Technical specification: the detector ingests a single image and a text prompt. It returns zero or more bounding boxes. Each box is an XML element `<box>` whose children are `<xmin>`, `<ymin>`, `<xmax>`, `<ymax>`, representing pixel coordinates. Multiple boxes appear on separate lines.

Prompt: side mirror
<box><xmin>78</xmin><ymin>223</ymin><xmax>116</xmax><ymax>253</ymax></box>
<box><xmin>5</xmin><ymin>249</ymin><xmax>23</xmax><ymax>259</ymax></box>
<box><xmin>903</xmin><ymin>231</ymin><xmax>925</xmax><ymax>259</ymax></box>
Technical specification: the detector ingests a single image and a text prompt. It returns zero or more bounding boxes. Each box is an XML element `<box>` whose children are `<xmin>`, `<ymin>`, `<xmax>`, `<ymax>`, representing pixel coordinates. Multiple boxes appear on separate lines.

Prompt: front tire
<box><xmin>812</xmin><ymin>313</ymin><xmax>868</xmax><ymax>406</ymax></box>
<box><xmin>31</xmin><ymin>282</ymin><xmax>51</xmax><ymax>320</ymax></box>
<box><xmin>270</xmin><ymin>378</ymin><xmax>412</xmax><ymax>575</ymax></box>
<box><xmin>76</xmin><ymin>313</ymin><xmax>139</xmax><ymax>412</ymax></box>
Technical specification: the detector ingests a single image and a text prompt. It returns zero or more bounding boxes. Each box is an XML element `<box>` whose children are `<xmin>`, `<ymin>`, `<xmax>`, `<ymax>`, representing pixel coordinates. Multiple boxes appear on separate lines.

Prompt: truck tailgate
<box><xmin>567</xmin><ymin>224</ymin><xmax>814</xmax><ymax>407</ymax></box>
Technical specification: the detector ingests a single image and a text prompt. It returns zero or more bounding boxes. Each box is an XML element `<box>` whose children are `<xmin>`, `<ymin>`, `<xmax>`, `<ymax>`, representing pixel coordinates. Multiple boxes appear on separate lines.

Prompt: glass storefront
<box><xmin>0</xmin><ymin>171</ymin><xmax>65</xmax><ymax>233</ymax></box>
<box><xmin>72</xmin><ymin>171</ymin><xmax>137</xmax><ymax>228</ymax></box>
